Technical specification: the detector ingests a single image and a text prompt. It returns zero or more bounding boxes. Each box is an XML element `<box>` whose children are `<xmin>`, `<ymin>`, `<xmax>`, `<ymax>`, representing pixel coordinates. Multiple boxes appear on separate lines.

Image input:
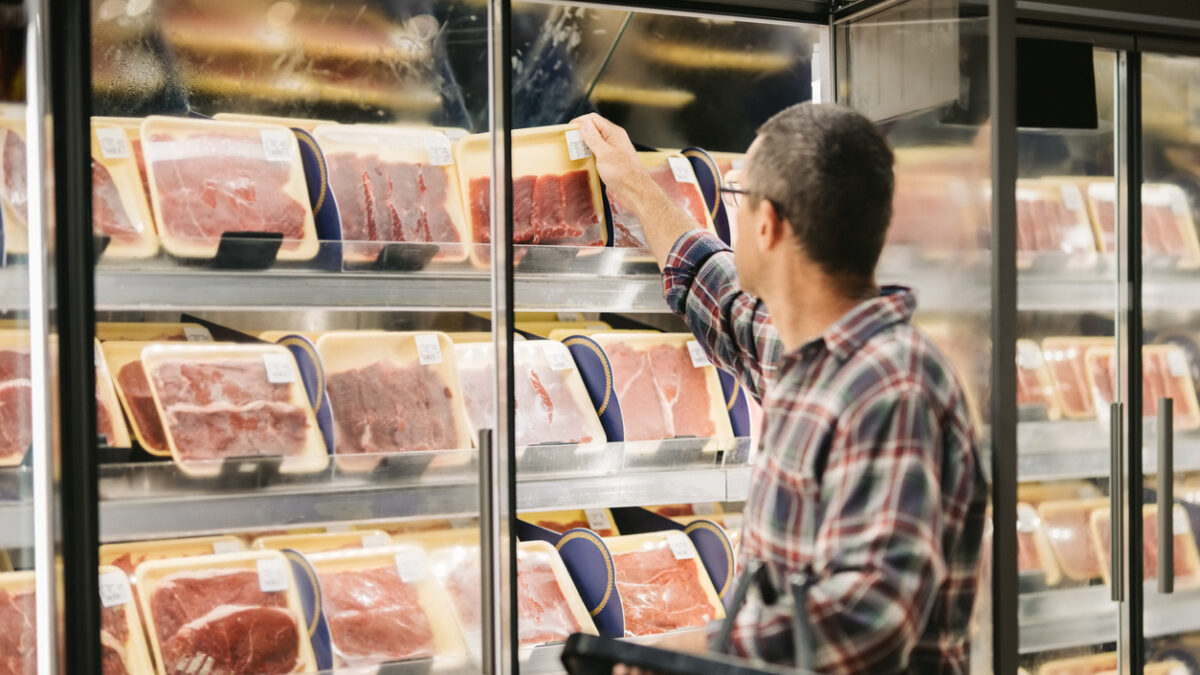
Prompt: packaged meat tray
<box><xmin>0</xmin><ymin>111</ymin><xmax>28</xmax><ymax>255</ymax></box>
<box><xmin>454</xmin><ymin>123</ymin><xmax>608</xmax><ymax>257</ymax></box>
<box><xmin>92</xmin><ymin>121</ymin><xmax>158</xmax><ymax>259</ymax></box>
<box><xmin>103</xmin><ymin>341</ymin><xmax>175</xmax><ymax>457</ymax></box>
<box><xmin>315</xmin><ymin>331</ymin><xmax>473</xmax><ymax>471</ymax></box>
<box><xmin>97</xmin><ymin>565</ymin><xmax>157</xmax><ymax>675</ymax></box>
<box><xmin>522</xmin><ymin>508</ymin><xmax>619</xmax><ymax>537</ymax></box>
<box><xmin>96</xmin><ymin>322</ymin><xmax>212</xmax><ymax>343</ymax></box>
<box><xmin>1017</xmin><ymin>502</ymin><xmax>1062</xmax><ymax>586</ymax></box>
<box><xmin>1041</xmin><ymin>337</ymin><xmax>1113</xmax><ymax>420</ymax></box>
<box><xmin>140</xmin><ymin>343</ymin><xmax>330</xmax><ymax>475</ymax></box>
<box><xmin>1085</xmin><ymin>181</ymin><xmax>1200</xmax><ymax>265</ymax></box>
<box><xmin>608</xmin><ymin>152</ymin><xmax>716</xmax><ymax>249</ymax></box>
<box><xmin>100</xmin><ymin>536</ymin><xmax>247</xmax><ymax>576</ymax></box>
<box><xmin>1038</xmin><ymin>652</ymin><xmax>1116</xmax><ymax>675</ymax></box>
<box><xmin>1016</xmin><ymin>339</ymin><xmax>1061</xmax><ymax>420</ymax></box>
<box><xmin>1014</xmin><ymin>179</ymin><xmax>1098</xmax><ymax>264</ymax></box>
<box><xmin>94</xmin><ymin>339</ymin><xmax>132</xmax><ymax>449</ymax></box>
<box><xmin>312</xmin><ymin>124</ymin><xmax>468</xmax><ymax>264</ymax></box>
<box><xmin>0</xmin><ymin>330</ymin><xmax>33</xmax><ymax>466</ymax></box>
<box><xmin>590</xmin><ymin>333</ymin><xmax>734</xmax><ymax>442</ymax></box>
<box><xmin>605</xmin><ymin>531</ymin><xmax>726</xmax><ymax>637</ymax></box>
<box><xmin>455</xmin><ymin>340</ymin><xmax>606</xmax><ymax>448</ymax></box>
<box><xmin>1037</xmin><ymin>498</ymin><xmax>1109</xmax><ymax>582</ymax></box>
<box><xmin>135</xmin><ymin>550</ymin><xmax>318</xmax><ymax>675</ymax></box>
<box><xmin>91</xmin><ymin>117</ymin><xmax>151</xmax><ymax>201</ymax></box>
<box><xmin>1084</xmin><ymin>344</ymin><xmax>1200</xmax><ymax>430</ymax></box>
<box><xmin>1091</xmin><ymin>503</ymin><xmax>1200</xmax><ymax>586</ymax></box>
<box><xmin>252</xmin><ymin>530</ymin><xmax>393</xmax><ymax>554</ymax></box>
<box><xmin>140</xmin><ymin>116</ymin><xmax>319</xmax><ymax>261</ymax></box>
<box><xmin>305</xmin><ymin>545</ymin><xmax>468</xmax><ymax>669</ymax></box>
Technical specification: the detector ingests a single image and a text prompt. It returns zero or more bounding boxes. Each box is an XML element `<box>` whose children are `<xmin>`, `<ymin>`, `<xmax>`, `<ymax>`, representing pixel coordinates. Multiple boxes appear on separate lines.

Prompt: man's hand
<box><xmin>611</xmin><ymin>629</ymin><xmax>710</xmax><ymax>675</ymax></box>
<box><xmin>573</xmin><ymin>113</ymin><xmax>649</xmax><ymax>199</ymax></box>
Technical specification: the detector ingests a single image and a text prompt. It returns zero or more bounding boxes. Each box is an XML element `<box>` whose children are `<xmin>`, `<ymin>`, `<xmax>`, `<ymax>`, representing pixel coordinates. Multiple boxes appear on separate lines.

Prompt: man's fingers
<box><xmin>577</xmin><ymin>116</ymin><xmax>605</xmax><ymax>151</ymax></box>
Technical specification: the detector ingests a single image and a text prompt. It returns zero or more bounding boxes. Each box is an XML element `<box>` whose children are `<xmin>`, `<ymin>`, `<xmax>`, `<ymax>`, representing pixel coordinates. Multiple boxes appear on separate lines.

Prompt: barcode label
<box><xmin>666</xmin><ymin>531</ymin><xmax>694</xmax><ymax>560</ymax></box>
<box><xmin>183</xmin><ymin>326</ymin><xmax>212</xmax><ymax>342</ymax></box>
<box><xmin>543</xmin><ymin>343</ymin><xmax>574</xmax><ymax>371</ymax></box>
<box><xmin>585</xmin><ymin>508</ymin><xmax>611</xmax><ymax>532</ymax></box>
<box><xmin>395</xmin><ymin>549</ymin><xmax>427</xmax><ymax>584</ymax></box>
<box><xmin>1169</xmin><ymin>349</ymin><xmax>1189</xmax><ymax>378</ymax></box>
<box><xmin>263</xmin><ymin>353</ymin><xmax>296</xmax><ymax>384</ymax></box>
<box><xmin>723</xmin><ymin>514</ymin><xmax>743</xmax><ymax>533</ymax></box>
<box><xmin>687</xmin><ymin>340</ymin><xmax>710</xmax><ymax>368</ymax></box>
<box><xmin>257</xmin><ymin>557</ymin><xmax>290</xmax><ymax>592</ymax></box>
<box><xmin>668</xmin><ymin>156</ymin><xmax>694</xmax><ymax>183</ymax></box>
<box><xmin>260</xmin><ymin>129</ymin><xmax>294</xmax><ymax>162</ymax></box>
<box><xmin>212</xmin><ymin>540</ymin><xmax>241</xmax><ymax>554</ymax></box>
<box><xmin>693</xmin><ymin>503</ymin><xmax>717</xmax><ymax>516</ymax></box>
<box><xmin>95</xmin><ymin>127</ymin><xmax>131</xmax><ymax>159</ymax></box>
<box><xmin>424</xmin><ymin>134</ymin><xmax>454</xmax><ymax>166</ymax></box>
<box><xmin>415</xmin><ymin>334</ymin><xmax>443</xmax><ymax>365</ymax></box>
<box><xmin>98</xmin><ymin>570</ymin><xmax>133</xmax><ymax>607</ymax></box>
<box><xmin>1060</xmin><ymin>184</ymin><xmax>1085</xmax><ymax>213</ymax></box>
<box><xmin>1017</xmin><ymin>342</ymin><xmax>1044</xmax><ymax>370</ymax></box>
<box><xmin>361</xmin><ymin>533</ymin><xmax>391</xmax><ymax>548</ymax></box>
<box><xmin>565</xmin><ymin>129</ymin><xmax>591</xmax><ymax>161</ymax></box>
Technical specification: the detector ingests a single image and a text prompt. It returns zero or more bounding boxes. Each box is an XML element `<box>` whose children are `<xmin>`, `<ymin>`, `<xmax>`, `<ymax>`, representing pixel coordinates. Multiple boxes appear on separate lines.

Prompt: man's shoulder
<box><xmin>842</xmin><ymin>323</ymin><xmax>970</xmax><ymax>406</ymax></box>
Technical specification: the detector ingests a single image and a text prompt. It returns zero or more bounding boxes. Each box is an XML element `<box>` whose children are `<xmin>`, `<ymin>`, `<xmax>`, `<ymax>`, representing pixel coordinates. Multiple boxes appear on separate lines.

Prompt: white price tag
<box><xmin>212</xmin><ymin>540</ymin><xmax>241</xmax><ymax>554</ymax></box>
<box><xmin>585</xmin><ymin>508</ymin><xmax>611</xmax><ymax>532</ymax></box>
<box><xmin>415</xmin><ymin>334</ymin><xmax>443</xmax><ymax>365</ymax></box>
<box><xmin>1017</xmin><ymin>342</ymin><xmax>1044</xmax><ymax>370</ymax></box>
<box><xmin>565</xmin><ymin>129</ymin><xmax>592</xmax><ymax>161</ymax></box>
<box><xmin>693</xmin><ymin>503</ymin><xmax>717</xmax><ymax>516</ymax></box>
<box><xmin>1169</xmin><ymin>348</ymin><xmax>1189</xmax><ymax>378</ymax></box>
<box><xmin>394</xmin><ymin>549</ymin><xmax>427</xmax><ymax>584</ymax></box>
<box><xmin>361</xmin><ymin>533</ymin><xmax>391</xmax><ymax>548</ymax></box>
<box><xmin>262</xmin><ymin>353</ymin><xmax>296</xmax><ymax>384</ymax></box>
<box><xmin>1060</xmin><ymin>184</ymin><xmax>1085</xmax><ymax>213</ymax></box>
<box><xmin>325</xmin><ymin>523</ymin><xmax>351</xmax><ymax>533</ymax></box>
<box><xmin>1171</xmin><ymin>194</ymin><xmax>1190</xmax><ymax>217</ymax></box>
<box><xmin>667</xmin><ymin>156</ymin><xmax>694</xmax><ymax>183</ymax></box>
<box><xmin>98</xmin><ymin>570</ymin><xmax>133</xmax><ymax>608</ymax></box>
<box><xmin>686</xmin><ymin>340</ymin><xmax>710</xmax><ymax>368</ymax></box>
<box><xmin>1174</xmin><ymin>509</ymin><xmax>1189</xmax><ymax>535</ymax></box>
<box><xmin>543</xmin><ymin>343</ymin><xmax>574</xmax><ymax>371</ymax></box>
<box><xmin>260</xmin><ymin>128</ymin><xmax>294</xmax><ymax>163</ymax></box>
<box><xmin>183</xmin><ymin>326</ymin><xmax>212</xmax><ymax>342</ymax></box>
<box><xmin>665</xmin><ymin>531</ymin><xmax>694</xmax><ymax>560</ymax></box>
<box><xmin>256</xmin><ymin>557</ymin><xmax>290</xmax><ymax>593</ymax></box>
<box><xmin>424</xmin><ymin>134</ymin><xmax>454</xmax><ymax>166</ymax></box>
<box><xmin>556</xmin><ymin>311</ymin><xmax>582</xmax><ymax>322</ymax></box>
<box><xmin>722</xmin><ymin>514</ymin><xmax>743</xmax><ymax>533</ymax></box>
<box><xmin>95</xmin><ymin>127</ymin><xmax>131</xmax><ymax>159</ymax></box>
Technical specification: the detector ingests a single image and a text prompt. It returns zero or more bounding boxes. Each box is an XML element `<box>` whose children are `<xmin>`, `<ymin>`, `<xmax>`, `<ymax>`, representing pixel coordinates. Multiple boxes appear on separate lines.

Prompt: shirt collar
<box><xmin>794</xmin><ymin>285</ymin><xmax>918</xmax><ymax>363</ymax></box>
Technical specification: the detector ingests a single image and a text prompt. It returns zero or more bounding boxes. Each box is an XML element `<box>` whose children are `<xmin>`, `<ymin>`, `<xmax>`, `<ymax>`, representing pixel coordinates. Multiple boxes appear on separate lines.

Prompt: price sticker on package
<box><xmin>565</xmin><ymin>129</ymin><xmax>592</xmax><ymax>161</ymax></box>
<box><xmin>262</xmin><ymin>353</ymin><xmax>296</xmax><ymax>384</ymax></box>
<box><xmin>212</xmin><ymin>540</ymin><xmax>241</xmax><ymax>554</ymax></box>
<box><xmin>1017</xmin><ymin>342</ymin><xmax>1044</xmax><ymax>370</ymax></box>
<box><xmin>395</xmin><ymin>549</ymin><xmax>427</xmax><ymax>584</ymax></box>
<box><xmin>260</xmin><ymin>128</ymin><xmax>294</xmax><ymax>163</ymax></box>
<box><xmin>95</xmin><ymin>127</ymin><xmax>131</xmax><ymax>160</ymax></box>
<box><xmin>585</xmin><ymin>508</ymin><xmax>611</xmax><ymax>532</ymax></box>
<box><xmin>362</xmin><ymin>532</ymin><xmax>391</xmax><ymax>549</ymax></box>
<box><xmin>693</xmin><ymin>503</ymin><xmax>717</xmax><ymax>516</ymax></box>
<box><xmin>686</xmin><ymin>340</ymin><xmax>710</xmax><ymax>368</ymax></box>
<box><xmin>543</xmin><ymin>343</ymin><xmax>574</xmax><ymax>371</ymax></box>
<box><xmin>183</xmin><ymin>326</ymin><xmax>213</xmax><ymax>342</ymax></box>
<box><xmin>98</xmin><ymin>570</ymin><xmax>133</xmax><ymax>608</ymax></box>
<box><xmin>1169</xmin><ymin>348</ymin><xmax>1189</xmax><ymax>378</ymax></box>
<box><xmin>415</xmin><ymin>334</ymin><xmax>443</xmax><ymax>365</ymax></box>
<box><xmin>256</xmin><ymin>557</ymin><xmax>291</xmax><ymax>593</ymax></box>
<box><xmin>667</xmin><ymin>156</ymin><xmax>694</xmax><ymax>183</ymax></box>
<box><xmin>1060</xmin><ymin>184</ymin><xmax>1085</xmax><ymax>213</ymax></box>
<box><xmin>665</xmin><ymin>531</ymin><xmax>694</xmax><ymax>560</ymax></box>
<box><xmin>424</xmin><ymin>134</ymin><xmax>454</xmax><ymax>166</ymax></box>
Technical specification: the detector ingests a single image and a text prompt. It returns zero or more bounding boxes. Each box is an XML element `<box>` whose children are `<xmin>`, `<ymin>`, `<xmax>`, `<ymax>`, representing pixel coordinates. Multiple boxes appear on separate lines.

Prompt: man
<box><xmin>576</xmin><ymin>103</ymin><xmax>988</xmax><ymax>674</ymax></box>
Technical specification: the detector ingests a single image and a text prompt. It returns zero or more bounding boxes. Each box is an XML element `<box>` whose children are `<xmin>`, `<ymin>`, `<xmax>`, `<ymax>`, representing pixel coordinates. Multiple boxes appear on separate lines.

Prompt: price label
<box><xmin>257</xmin><ymin>557</ymin><xmax>290</xmax><ymax>593</ymax></box>
<box><xmin>1017</xmin><ymin>342</ymin><xmax>1044</xmax><ymax>370</ymax></box>
<box><xmin>325</xmin><ymin>523</ymin><xmax>351</xmax><ymax>533</ymax></box>
<box><xmin>212</xmin><ymin>540</ymin><xmax>241</xmax><ymax>554</ymax></box>
<box><xmin>395</xmin><ymin>549</ymin><xmax>427</xmax><ymax>584</ymax></box>
<box><xmin>95</xmin><ymin>127</ymin><xmax>131</xmax><ymax>159</ymax></box>
<box><xmin>183</xmin><ymin>326</ymin><xmax>213</xmax><ymax>342</ymax></box>
<box><xmin>424</xmin><ymin>134</ymin><xmax>454</xmax><ymax>166</ymax></box>
<box><xmin>1060</xmin><ymin>184</ymin><xmax>1085</xmax><ymax>213</ymax></box>
<box><xmin>1175</xmin><ymin>508</ymin><xmax>1189</xmax><ymax>535</ymax></box>
<box><xmin>686</xmin><ymin>340</ymin><xmax>710</xmax><ymax>368</ymax></box>
<box><xmin>722</xmin><ymin>514</ymin><xmax>743</xmax><ymax>533</ymax></box>
<box><xmin>1169</xmin><ymin>348</ymin><xmax>1189</xmax><ymax>378</ymax></box>
<box><xmin>543</xmin><ymin>343</ymin><xmax>574</xmax><ymax>371</ymax></box>
<box><xmin>98</xmin><ymin>570</ymin><xmax>133</xmax><ymax>608</ymax></box>
<box><xmin>584</xmin><ymin>508</ymin><xmax>611</xmax><ymax>532</ymax></box>
<box><xmin>361</xmin><ymin>533</ymin><xmax>391</xmax><ymax>548</ymax></box>
<box><xmin>565</xmin><ymin>129</ymin><xmax>591</xmax><ymax>161</ymax></box>
<box><xmin>665</xmin><ymin>531</ymin><xmax>694</xmax><ymax>560</ymax></box>
<box><xmin>260</xmin><ymin>128</ymin><xmax>294</xmax><ymax>163</ymax></box>
<box><xmin>667</xmin><ymin>156</ymin><xmax>694</xmax><ymax>183</ymax></box>
<box><xmin>693</xmin><ymin>503</ymin><xmax>717</xmax><ymax>516</ymax></box>
<box><xmin>263</xmin><ymin>353</ymin><xmax>296</xmax><ymax>384</ymax></box>
<box><xmin>415</xmin><ymin>334</ymin><xmax>443</xmax><ymax>365</ymax></box>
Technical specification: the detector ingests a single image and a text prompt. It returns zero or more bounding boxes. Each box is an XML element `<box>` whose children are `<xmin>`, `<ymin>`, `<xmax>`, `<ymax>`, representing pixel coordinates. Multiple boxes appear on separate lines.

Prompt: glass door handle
<box><xmin>1158</xmin><ymin>397</ymin><xmax>1174</xmax><ymax>595</ymax></box>
<box><xmin>1111</xmin><ymin>402</ymin><xmax>1124</xmax><ymax>602</ymax></box>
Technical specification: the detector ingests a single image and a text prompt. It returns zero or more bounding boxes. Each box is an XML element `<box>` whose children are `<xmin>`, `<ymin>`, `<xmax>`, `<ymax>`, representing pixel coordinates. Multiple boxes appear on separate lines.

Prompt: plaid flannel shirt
<box><xmin>663</xmin><ymin>230</ymin><xmax>987</xmax><ymax>674</ymax></box>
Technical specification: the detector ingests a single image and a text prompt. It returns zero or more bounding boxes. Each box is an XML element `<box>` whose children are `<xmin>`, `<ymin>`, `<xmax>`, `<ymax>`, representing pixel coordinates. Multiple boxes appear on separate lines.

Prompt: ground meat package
<box><xmin>523</xmin><ymin>508</ymin><xmax>619</xmax><ymax>537</ymax></box>
<box><xmin>1017</xmin><ymin>502</ymin><xmax>1062</xmax><ymax>585</ymax></box>
<box><xmin>1085</xmin><ymin>181</ymin><xmax>1200</xmax><ymax>266</ymax></box>
<box><xmin>140</xmin><ymin>116</ymin><xmax>319</xmax><ymax>261</ymax></box>
<box><xmin>1013</xmin><ymin>179</ymin><xmax>1098</xmax><ymax>267</ymax></box>
<box><xmin>609</xmin><ymin>152</ymin><xmax>716</xmax><ymax>249</ymax></box>
<box><xmin>1090</xmin><ymin>503</ymin><xmax>1200</xmax><ymax>587</ymax></box>
<box><xmin>1084</xmin><ymin>344</ymin><xmax>1200</xmax><ymax>430</ymax></box>
<box><xmin>312</xmin><ymin>124</ymin><xmax>469</xmax><ymax>264</ymax></box>
<box><xmin>0</xmin><ymin>330</ymin><xmax>33</xmax><ymax>466</ymax></box>
<box><xmin>100</xmin><ymin>536</ymin><xmax>247</xmax><ymax>577</ymax></box>
<box><xmin>316</xmin><ymin>331</ymin><xmax>473</xmax><ymax>471</ymax></box>
<box><xmin>605</xmin><ymin>532</ymin><xmax>726</xmax><ymax>637</ymax></box>
<box><xmin>94</xmin><ymin>339</ymin><xmax>132</xmax><ymax>449</ymax></box>
<box><xmin>135</xmin><ymin>550</ymin><xmax>318</xmax><ymax>675</ymax></box>
<box><xmin>306</xmin><ymin>545</ymin><xmax>468</xmax><ymax>670</ymax></box>
<box><xmin>0</xmin><ymin>110</ymin><xmax>28</xmax><ymax>256</ymax></box>
<box><xmin>91</xmin><ymin>121</ymin><xmax>158</xmax><ymax>259</ymax></box>
<box><xmin>1041</xmin><ymin>337</ymin><xmax>1114</xmax><ymax>420</ymax></box>
<box><xmin>139</xmin><ymin>343</ymin><xmax>330</xmax><ymax>475</ymax></box>
<box><xmin>455</xmin><ymin>123</ymin><xmax>608</xmax><ymax>262</ymax></box>
<box><xmin>1016</xmin><ymin>339</ymin><xmax>1061</xmax><ymax>420</ymax></box>
<box><xmin>104</xmin><ymin>341</ymin><xmax>176</xmax><ymax>457</ymax></box>
<box><xmin>455</xmin><ymin>340</ymin><xmax>606</xmax><ymax>448</ymax></box>
<box><xmin>589</xmin><ymin>333</ymin><xmax>734</xmax><ymax>443</ymax></box>
<box><xmin>1037</xmin><ymin>498</ymin><xmax>1110</xmax><ymax>582</ymax></box>
<box><xmin>252</xmin><ymin>530</ymin><xmax>393</xmax><ymax>555</ymax></box>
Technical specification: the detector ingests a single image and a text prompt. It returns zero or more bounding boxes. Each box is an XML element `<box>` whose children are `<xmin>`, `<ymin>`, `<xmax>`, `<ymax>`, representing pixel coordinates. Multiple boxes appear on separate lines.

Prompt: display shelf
<box><xmin>1019</xmin><ymin>584</ymin><xmax>1200</xmax><ymax>654</ymax></box>
<box><xmin>1017</xmin><ymin>420</ymin><xmax>1200</xmax><ymax>482</ymax></box>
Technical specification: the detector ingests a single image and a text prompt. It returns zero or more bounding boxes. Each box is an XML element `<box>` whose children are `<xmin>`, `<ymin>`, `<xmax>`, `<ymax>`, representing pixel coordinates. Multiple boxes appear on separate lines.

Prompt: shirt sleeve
<box><xmin>662</xmin><ymin>229</ymin><xmax>781</xmax><ymax>402</ymax></box>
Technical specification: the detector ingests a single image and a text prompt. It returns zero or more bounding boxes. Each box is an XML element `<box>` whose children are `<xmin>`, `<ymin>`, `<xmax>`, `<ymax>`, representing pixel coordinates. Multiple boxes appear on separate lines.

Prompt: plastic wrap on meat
<box><xmin>0</xmin><ymin>349</ymin><xmax>33</xmax><ymax>461</ymax></box>
<box><xmin>1093</xmin><ymin>507</ymin><xmax>1200</xmax><ymax>583</ymax></box>
<box><xmin>605</xmin><ymin>342</ymin><xmax>716</xmax><ymax>441</ymax></box>
<box><xmin>613</xmin><ymin>546</ymin><xmax>717</xmax><ymax>636</ymax></box>
<box><xmin>458</xmin><ymin>355</ymin><xmax>598</xmax><ymax>447</ymax></box>
<box><xmin>325</xmin><ymin>153</ymin><xmax>460</xmax><ymax>246</ymax></box>
<box><xmin>2</xmin><ymin>130</ymin><xmax>27</xmax><ymax>228</ymax></box>
<box><xmin>317</xmin><ymin>566</ymin><xmax>435</xmax><ymax>666</ymax></box>
<box><xmin>117</xmin><ymin>361</ymin><xmax>168</xmax><ymax>452</ymax></box>
<box><xmin>326</xmin><ymin>360</ymin><xmax>460</xmax><ymax>455</ymax></box>
<box><xmin>468</xmin><ymin>171</ymin><xmax>602</xmax><ymax>246</ymax></box>
<box><xmin>610</xmin><ymin>166</ymin><xmax>709</xmax><ymax>248</ymax></box>
<box><xmin>0</xmin><ymin>588</ymin><xmax>36</xmax><ymax>675</ymax></box>
<box><xmin>93</xmin><ymin>160</ymin><xmax>140</xmax><ymax>238</ymax></box>
<box><xmin>101</xmin><ymin>605</ymin><xmax>130</xmax><ymax>675</ymax></box>
<box><xmin>1039</xmin><ymin>501</ymin><xmax>1104</xmax><ymax>581</ymax></box>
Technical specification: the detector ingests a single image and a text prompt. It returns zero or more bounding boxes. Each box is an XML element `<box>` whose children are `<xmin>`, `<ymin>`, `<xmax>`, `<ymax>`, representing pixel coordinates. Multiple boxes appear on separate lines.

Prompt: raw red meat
<box><xmin>612</xmin><ymin>545</ymin><xmax>717</xmax><ymax>637</ymax></box>
<box><xmin>1093</xmin><ymin>507</ymin><xmax>1200</xmax><ymax>583</ymax></box>
<box><xmin>1043</xmin><ymin>341</ymin><xmax>1096</xmax><ymax>418</ymax></box>
<box><xmin>1015</xmin><ymin>360</ymin><xmax>1053</xmax><ymax>409</ymax></box>
<box><xmin>0</xmin><ymin>349</ymin><xmax>32</xmax><ymax>461</ymax></box>
<box><xmin>653</xmin><ymin>505</ymin><xmax>695</xmax><ymax>517</ymax></box>
<box><xmin>458</xmin><ymin>355</ymin><xmax>597</xmax><ymax>447</ymax></box>
<box><xmin>1092</xmin><ymin>196</ymin><xmax>1190</xmax><ymax>258</ymax></box>
<box><xmin>324</xmin><ymin>153</ymin><xmax>461</xmax><ymax>247</ymax></box>
<box><xmin>93</xmin><ymin>160</ymin><xmax>139</xmax><ymax>237</ymax></box>
<box><xmin>1016</xmin><ymin>531</ymin><xmax>1041</xmax><ymax>573</ymax></box>
<box><xmin>0</xmin><ymin>588</ymin><xmax>36</xmax><ymax>675</ymax></box>
<box><xmin>468</xmin><ymin>170</ymin><xmax>602</xmax><ymax>246</ymax></box>
<box><xmin>610</xmin><ymin>166</ymin><xmax>709</xmax><ymax>248</ymax></box>
<box><xmin>116</xmin><ymin>362</ymin><xmax>168</xmax><ymax>453</ymax></box>
<box><xmin>316</xmin><ymin>566</ymin><xmax>435</xmax><ymax>665</ymax></box>
<box><xmin>2</xmin><ymin>130</ymin><xmax>27</xmax><ymax>227</ymax></box>
<box><xmin>96</xmin><ymin>393</ymin><xmax>116</xmax><ymax>446</ymax></box>
<box><xmin>605</xmin><ymin>342</ymin><xmax>717</xmax><ymax>441</ymax></box>
<box><xmin>110</xmin><ymin>553</ymin><xmax>144</xmax><ymax>577</ymax></box>
<box><xmin>326</xmin><ymin>360</ymin><xmax>460</xmax><ymax>455</ymax></box>
<box><xmin>101</xmin><ymin>605</ymin><xmax>130</xmax><ymax>675</ymax></box>
<box><xmin>1087</xmin><ymin>348</ymin><xmax>1195</xmax><ymax>425</ymax></box>
<box><xmin>147</xmin><ymin>132</ymin><xmax>306</xmax><ymax>247</ymax></box>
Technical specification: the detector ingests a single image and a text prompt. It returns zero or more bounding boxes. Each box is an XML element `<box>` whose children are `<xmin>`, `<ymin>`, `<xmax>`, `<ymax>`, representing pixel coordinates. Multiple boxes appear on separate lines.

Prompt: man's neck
<box><xmin>764</xmin><ymin>274</ymin><xmax>875</xmax><ymax>352</ymax></box>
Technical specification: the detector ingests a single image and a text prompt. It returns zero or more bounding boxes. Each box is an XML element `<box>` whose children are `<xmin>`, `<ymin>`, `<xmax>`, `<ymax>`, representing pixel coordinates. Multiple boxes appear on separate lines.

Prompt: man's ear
<box><xmin>758</xmin><ymin>200</ymin><xmax>788</xmax><ymax>252</ymax></box>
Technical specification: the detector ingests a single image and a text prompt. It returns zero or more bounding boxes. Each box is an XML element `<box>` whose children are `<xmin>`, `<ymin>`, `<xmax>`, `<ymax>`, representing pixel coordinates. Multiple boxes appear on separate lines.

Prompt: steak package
<box><xmin>139</xmin><ymin>343</ymin><xmax>330</xmax><ymax>475</ymax></box>
<box><xmin>1041</xmin><ymin>337</ymin><xmax>1114</xmax><ymax>420</ymax></box>
<box><xmin>454</xmin><ymin>340</ymin><xmax>606</xmax><ymax>448</ymax></box>
<box><xmin>1013</xmin><ymin>179</ymin><xmax>1097</xmax><ymax>266</ymax></box>
<box><xmin>0</xmin><ymin>330</ymin><xmax>33</xmax><ymax>466</ymax></box>
<box><xmin>1017</xmin><ymin>502</ymin><xmax>1062</xmax><ymax>585</ymax></box>
<box><xmin>1084</xmin><ymin>344</ymin><xmax>1200</xmax><ymax>430</ymax></box>
<box><xmin>1085</xmin><ymin>181</ymin><xmax>1200</xmax><ymax>265</ymax></box>
<box><xmin>605</xmin><ymin>531</ymin><xmax>725</xmax><ymax>637</ymax></box>
<box><xmin>252</xmin><ymin>530</ymin><xmax>393</xmax><ymax>554</ymax></box>
<box><xmin>312</xmin><ymin>124</ymin><xmax>468</xmax><ymax>264</ymax></box>
<box><xmin>91</xmin><ymin>121</ymin><xmax>158</xmax><ymax>259</ymax></box>
<box><xmin>589</xmin><ymin>333</ymin><xmax>734</xmax><ymax>443</ymax></box>
<box><xmin>135</xmin><ymin>550</ymin><xmax>318</xmax><ymax>675</ymax></box>
<box><xmin>104</xmin><ymin>341</ymin><xmax>176</xmax><ymax>457</ymax></box>
<box><xmin>94</xmin><ymin>339</ymin><xmax>132</xmax><ymax>449</ymax></box>
<box><xmin>316</xmin><ymin>331</ymin><xmax>473</xmax><ymax>471</ymax></box>
<box><xmin>0</xmin><ymin>110</ymin><xmax>28</xmax><ymax>256</ymax></box>
<box><xmin>1037</xmin><ymin>498</ymin><xmax>1109</xmax><ymax>582</ymax></box>
<box><xmin>608</xmin><ymin>152</ymin><xmax>716</xmax><ymax>249</ymax></box>
<box><xmin>140</xmin><ymin>116</ymin><xmax>319</xmax><ymax>261</ymax></box>
<box><xmin>522</xmin><ymin>508</ymin><xmax>619</xmax><ymax>538</ymax></box>
<box><xmin>1090</xmin><ymin>503</ymin><xmax>1200</xmax><ymax>587</ymax></box>
<box><xmin>1016</xmin><ymin>339</ymin><xmax>1061</xmax><ymax>420</ymax></box>
<box><xmin>306</xmin><ymin>545</ymin><xmax>467</xmax><ymax>670</ymax></box>
<box><xmin>100</xmin><ymin>536</ymin><xmax>246</xmax><ymax>577</ymax></box>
